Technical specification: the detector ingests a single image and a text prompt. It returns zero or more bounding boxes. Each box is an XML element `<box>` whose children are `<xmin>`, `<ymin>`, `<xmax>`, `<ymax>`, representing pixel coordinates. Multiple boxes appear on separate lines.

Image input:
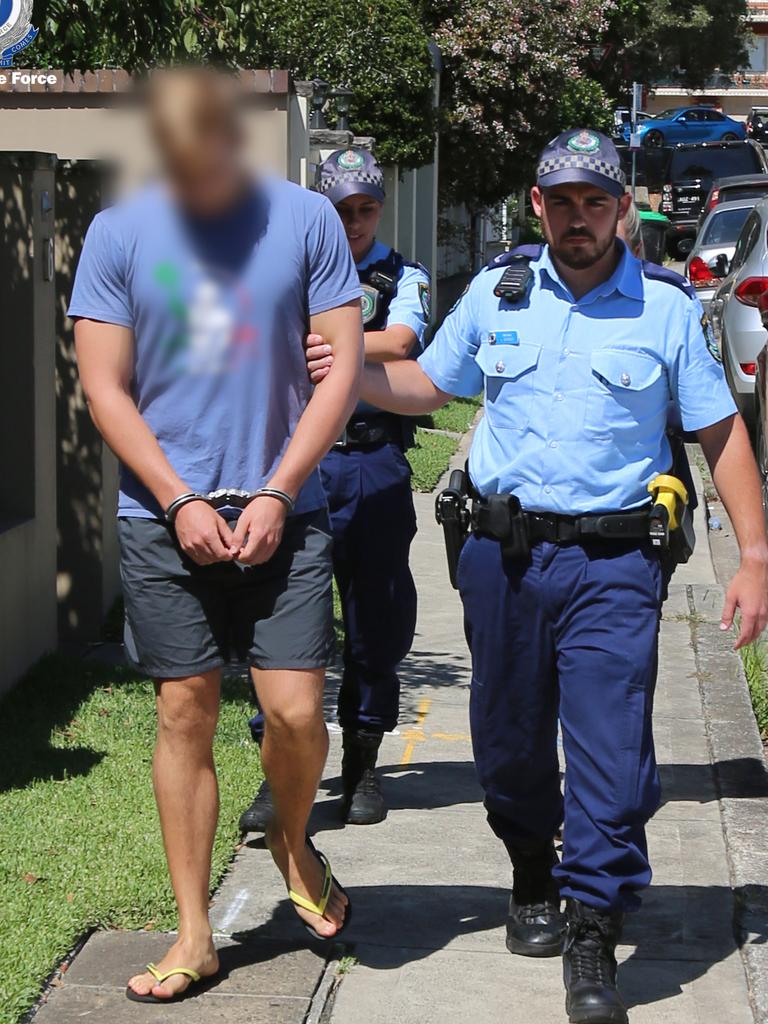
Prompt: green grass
<box><xmin>427</xmin><ymin>396</ymin><xmax>482</xmax><ymax>436</ymax></box>
<box><xmin>407</xmin><ymin>397</ymin><xmax>482</xmax><ymax>490</ymax></box>
<box><xmin>0</xmin><ymin>654</ymin><xmax>260</xmax><ymax>1024</ymax></box>
<box><xmin>407</xmin><ymin>429</ymin><xmax>462</xmax><ymax>492</ymax></box>
<box><xmin>741</xmin><ymin>641</ymin><xmax>768</xmax><ymax>739</ymax></box>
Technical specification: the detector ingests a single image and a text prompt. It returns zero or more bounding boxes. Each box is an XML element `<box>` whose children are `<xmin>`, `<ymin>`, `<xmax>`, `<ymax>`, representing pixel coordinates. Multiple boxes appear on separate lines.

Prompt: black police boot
<box><xmin>341</xmin><ymin>729</ymin><xmax>386</xmax><ymax>825</ymax></box>
<box><xmin>238</xmin><ymin>777</ymin><xmax>273</xmax><ymax>833</ymax></box>
<box><xmin>505</xmin><ymin>841</ymin><xmax>565</xmax><ymax>957</ymax></box>
<box><xmin>563</xmin><ymin>898</ymin><xmax>628</xmax><ymax>1024</ymax></box>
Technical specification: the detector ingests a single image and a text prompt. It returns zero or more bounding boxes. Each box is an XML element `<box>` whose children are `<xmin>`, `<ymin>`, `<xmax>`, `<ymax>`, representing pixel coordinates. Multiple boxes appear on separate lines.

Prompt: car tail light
<box><xmin>688</xmin><ymin>256</ymin><xmax>715</xmax><ymax>287</ymax></box>
<box><xmin>707</xmin><ymin>187</ymin><xmax>720</xmax><ymax>211</ymax></box>
<box><xmin>740</xmin><ymin>362</ymin><xmax>757</xmax><ymax>376</ymax></box>
<box><xmin>758</xmin><ymin>289</ymin><xmax>768</xmax><ymax>329</ymax></box>
<box><xmin>734</xmin><ymin>277</ymin><xmax>768</xmax><ymax>306</ymax></box>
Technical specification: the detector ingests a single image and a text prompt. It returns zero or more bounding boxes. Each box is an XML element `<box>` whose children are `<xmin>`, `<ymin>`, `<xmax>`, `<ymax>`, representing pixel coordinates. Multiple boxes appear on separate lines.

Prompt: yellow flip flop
<box><xmin>288</xmin><ymin>836</ymin><xmax>352</xmax><ymax>941</ymax></box>
<box><xmin>125</xmin><ymin>962</ymin><xmax>208</xmax><ymax>1003</ymax></box>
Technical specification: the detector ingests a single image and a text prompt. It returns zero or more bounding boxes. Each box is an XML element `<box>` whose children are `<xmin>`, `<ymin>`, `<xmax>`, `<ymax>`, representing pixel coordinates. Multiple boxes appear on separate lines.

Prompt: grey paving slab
<box><xmin>63</xmin><ymin>929</ymin><xmax>327</xmax><ymax>997</ymax></box>
<box><xmin>35</xmin><ymin>925</ymin><xmax>328</xmax><ymax>1022</ymax></box>
<box><xmin>331</xmin><ymin>945</ymin><xmax>752</xmax><ymax>1024</ymax></box>
<box><xmin>33</xmin><ymin>985</ymin><xmax>309</xmax><ymax>1024</ymax></box>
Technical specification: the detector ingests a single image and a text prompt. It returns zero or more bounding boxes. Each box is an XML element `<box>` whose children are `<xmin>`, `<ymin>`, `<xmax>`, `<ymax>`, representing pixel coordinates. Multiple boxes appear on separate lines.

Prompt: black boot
<box><xmin>563</xmin><ymin>898</ymin><xmax>628</xmax><ymax>1024</ymax></box>
<box><xmin>505</xmin><ymin>840</ymin><xmax>565</xmax><ymax>957</ymax></box>
<box><xmin>239</xmin><ymin>777</ymin><xmax>273</xmax><ymax>833</ymax></box>
<box><xmin>341</xmin><ymin>729</ymin><xmax>386</xmax><ymax>825</ymax></box>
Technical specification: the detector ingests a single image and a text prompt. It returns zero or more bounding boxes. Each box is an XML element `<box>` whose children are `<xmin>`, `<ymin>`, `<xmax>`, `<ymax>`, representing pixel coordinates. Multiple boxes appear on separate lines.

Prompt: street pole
<box><xmin>630</xmin><ymin>81</ymin><xmax>642</xmax><ymax>201</ymax></box>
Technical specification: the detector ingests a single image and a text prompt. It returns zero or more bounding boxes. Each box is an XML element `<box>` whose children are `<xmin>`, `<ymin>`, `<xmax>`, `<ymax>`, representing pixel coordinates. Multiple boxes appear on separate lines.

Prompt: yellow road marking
<box><xmin>400</xmin><ymin>698</ymin><xmax>432</xmax><ymax>765</ymax></box>
<box><xmin>431</xmin><ymin>732</ymin><xmax>470</xmax><ymax>742</ymax></box>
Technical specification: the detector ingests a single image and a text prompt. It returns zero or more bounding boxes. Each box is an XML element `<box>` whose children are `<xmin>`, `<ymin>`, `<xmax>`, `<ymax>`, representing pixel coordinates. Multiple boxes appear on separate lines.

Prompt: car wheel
<box><xmin>722</xmin><ymin>132</ymin><xmax>738</xmax><ymax>141</ymax></box>
<box><xmin>756</xmin><ymin>411</ymin><xmax>768</xmax><ymax>531</ymax></box>
<box><xmin>644</xmin><ymin>129</ymin><xmax>664</xmax><ymax>147</ymax></box>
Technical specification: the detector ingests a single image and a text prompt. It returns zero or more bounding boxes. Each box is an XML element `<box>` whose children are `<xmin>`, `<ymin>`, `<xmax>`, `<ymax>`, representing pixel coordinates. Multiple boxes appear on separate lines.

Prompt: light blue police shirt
<box><xmin>418</xmin><ymin>241</ymin><xmax>737</xmax><ymax>514</ymax></box>
<box><xmin>356</xmin><ymin>240</ymin><xmax>430</xmax><ymax>343</ymax></box>
<box><xmin>355</xmin><ymin>240</ymin><xmax>430</xmax><ymax>415</ymax></box>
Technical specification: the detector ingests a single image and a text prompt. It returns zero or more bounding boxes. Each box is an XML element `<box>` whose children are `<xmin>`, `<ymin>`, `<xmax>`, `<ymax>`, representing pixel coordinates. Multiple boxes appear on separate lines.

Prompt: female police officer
<box><xmin>311</xmin><ymin>130</ymin><xmax>768</xmax><ymax>1023</ymax></box>
<box><xmin>241</xmin><ymin>149</ymin><xmax>430</xmax><ymax>829</ymax></box>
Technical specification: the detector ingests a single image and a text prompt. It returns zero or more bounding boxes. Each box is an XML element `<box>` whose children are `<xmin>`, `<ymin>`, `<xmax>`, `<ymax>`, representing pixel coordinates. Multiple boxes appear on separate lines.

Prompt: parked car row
<box><xmin>661</xmin><ymin>140</ymin><xmax>768</xmax><ymax>256</ymax></box>
<box><xmin>678</xmin><ymin>157</ymin><xmax>768</xmax><ymax>518</ymax></box>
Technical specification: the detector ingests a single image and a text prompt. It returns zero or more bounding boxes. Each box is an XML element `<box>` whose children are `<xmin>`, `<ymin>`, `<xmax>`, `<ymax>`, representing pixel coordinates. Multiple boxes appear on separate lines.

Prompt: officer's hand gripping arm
<box><xmin>268</xmin><ymin>300</ymin><xmax>364</xmax><ymax>498</ymax></box>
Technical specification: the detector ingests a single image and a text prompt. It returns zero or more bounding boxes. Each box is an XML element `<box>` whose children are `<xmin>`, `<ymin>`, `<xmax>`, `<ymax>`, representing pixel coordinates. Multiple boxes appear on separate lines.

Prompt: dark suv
<box><xmin>660</xmin><ymin>140</ymin><xmax>768</xmax><ymax>255</ymax></box>
<box><xmin>747</xmin><ymin>106</ymin><xmax>768</xmax><ymax>145</ymax></box>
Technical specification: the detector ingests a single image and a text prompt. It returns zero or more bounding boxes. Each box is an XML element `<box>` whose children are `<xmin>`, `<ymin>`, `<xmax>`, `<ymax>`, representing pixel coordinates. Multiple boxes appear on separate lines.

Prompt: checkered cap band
<box><xmin>537</xmin><ymin>153</ymin><xmax>626</xmax><ymax>188</ymax></box>
<box><xmin>317</xmin><ymin>169</ymin><xmax>383</xmax><ymax>194</ymax></box>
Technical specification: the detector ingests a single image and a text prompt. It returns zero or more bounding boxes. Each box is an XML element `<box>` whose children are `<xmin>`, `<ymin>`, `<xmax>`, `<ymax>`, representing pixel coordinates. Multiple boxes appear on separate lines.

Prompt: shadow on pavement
<box><xmin>658</xmin><ymin>757</ymin><xmax>768</xmax><ymax>806</ymax></box>
<box><xmin>237</xmin><ymin>880</ymin><xmax>767</xmax><ymax>1013</ymax></box>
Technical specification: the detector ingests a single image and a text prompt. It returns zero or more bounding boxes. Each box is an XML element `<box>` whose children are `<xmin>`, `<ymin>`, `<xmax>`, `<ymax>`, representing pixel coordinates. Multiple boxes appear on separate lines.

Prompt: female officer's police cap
<box><xmin>315</xmin><ymin>148</ymin><xmax>386</xmax><ymax>206</ymax></box>
<box><xmin>536</xmin><ymin>130</ymin><xmax>626</xmax><ymax>199</ymax></box>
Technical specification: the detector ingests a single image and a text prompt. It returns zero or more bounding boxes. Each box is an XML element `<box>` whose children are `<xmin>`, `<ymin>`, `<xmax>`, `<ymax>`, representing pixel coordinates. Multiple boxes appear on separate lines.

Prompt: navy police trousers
<box><xmin>458</xmin><ymin>534</ymin><xmax>663</xmax><ymax>913</ymax></box>
<box><xmin>321</xmin><ymin>442</ymin><xmax>418</xmax><ymax>732</ymax></box>
<box><xmin>249</xmin><ymin>442</ymin><xmax>417</xmax><ymax>741</ymax></box>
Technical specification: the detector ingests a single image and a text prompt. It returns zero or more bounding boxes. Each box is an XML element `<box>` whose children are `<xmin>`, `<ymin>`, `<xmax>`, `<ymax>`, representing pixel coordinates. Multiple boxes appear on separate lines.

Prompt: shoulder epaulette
<box><xmin>641</xmin><ymin>261</ymin><xmax>696</xmax><ymax>300</ymax></box>
<box><xmin>484</xmin><ymin>243</ymin><xmax>544</xmax><ymax>271</ymax></box>
<box><xmin>402</xmin><ymin>258</ymin><xmax>430</xmax><ymax>278</ymax></box>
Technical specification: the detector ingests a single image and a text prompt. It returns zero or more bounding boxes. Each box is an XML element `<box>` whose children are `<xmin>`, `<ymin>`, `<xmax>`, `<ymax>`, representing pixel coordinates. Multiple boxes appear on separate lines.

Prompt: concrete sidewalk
<box><xmin>34</xmin><ymin>452</ymin><xmax>765</xmax><ymax>1023</ymax></box>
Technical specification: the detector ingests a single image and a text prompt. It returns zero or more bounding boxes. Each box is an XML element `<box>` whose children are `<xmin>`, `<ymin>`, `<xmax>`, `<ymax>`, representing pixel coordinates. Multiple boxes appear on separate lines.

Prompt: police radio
<box><xmin>493</xmin><ymin>261</ymin><xmax>534</xmax><ymax>303</ymax></box>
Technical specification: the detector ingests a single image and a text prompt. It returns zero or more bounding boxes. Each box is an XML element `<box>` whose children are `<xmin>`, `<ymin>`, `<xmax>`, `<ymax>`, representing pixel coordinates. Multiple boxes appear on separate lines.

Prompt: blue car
<box><xmin>622</xmin><ymin>106</ymin><xmax>746</xmax><ymax>148</ymax></box>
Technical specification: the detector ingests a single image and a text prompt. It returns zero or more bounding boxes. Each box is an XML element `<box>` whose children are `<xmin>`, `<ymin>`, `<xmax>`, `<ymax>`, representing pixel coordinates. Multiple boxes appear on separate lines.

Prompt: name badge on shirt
<box><xmin>488</xmin><ymin>330</ymin><xmax>519</xmax><ymax>346</ymax></box>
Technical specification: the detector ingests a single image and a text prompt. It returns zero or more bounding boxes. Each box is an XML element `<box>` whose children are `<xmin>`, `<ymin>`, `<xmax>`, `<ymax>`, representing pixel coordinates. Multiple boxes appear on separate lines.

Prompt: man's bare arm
<box><xmin>698</xmin><ymin>413</ymin><xmax>768</xmax><ymax>648</ymax></box>
<box><xmin>359</xmin><ymin>360</ymin><xmax>452</xmax><ymax>415</ymax></box>
<box><xmin>363</xmin><ymin>324</ymin><xmax>418</xmax><ymax>362</ymax></box>
<box><xmin>75</xmin><ymin>319</ymin><xmax>189</xmax><ymax>508</ymax></box>
<box><xmin>268</xmin><ymin>301</ymin><xmax>363</xmax><ymax>496</ymax></box>
<box><xmin>74</xmin><ymin>317</ymin><xmax>235</xmax><ymax>563</ymax></box>
<box><xmin>231</xmin><ymin>300</ymin><xmax>364</xmax><ymax>563</ymax></box>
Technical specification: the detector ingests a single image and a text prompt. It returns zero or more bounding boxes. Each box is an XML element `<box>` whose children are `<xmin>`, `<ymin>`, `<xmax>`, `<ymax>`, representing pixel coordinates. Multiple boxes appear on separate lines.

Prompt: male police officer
<box><xmin>240</xmin><ymin>149</ymin><xmax>430</xmax><ymax>830</ymax></box>
<box><xmin>311</xmin><ymin>130</ymin><xmax>768</xmax><ymax>1022</ymax></box>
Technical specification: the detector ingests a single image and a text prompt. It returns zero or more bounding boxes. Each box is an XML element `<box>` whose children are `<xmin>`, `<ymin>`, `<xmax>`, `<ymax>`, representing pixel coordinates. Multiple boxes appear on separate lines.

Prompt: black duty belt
<box><xmin>472</xmin><ymin>497</ymin><xmax>651</xmax><ymax>547</ymax></box>
<box><xmin>335</xmin><ymin>414</ymin><xmax>403</xmax><ymax>450</ymax></box>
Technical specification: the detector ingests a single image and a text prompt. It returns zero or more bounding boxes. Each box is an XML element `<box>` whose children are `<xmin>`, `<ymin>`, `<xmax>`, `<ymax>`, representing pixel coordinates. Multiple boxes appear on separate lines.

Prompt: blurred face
<box><xmin>531</xmin><ymin>182</ymin><xmax>630</xmax><ymax>271</ymax></box>
<box><xmin>335</xmin><ymin>194</ymin><xmax>384</xmax><ymax>261</ymax></box>
<box><xmin>149</xmin><ymin>70</ymin><xmax>246</xmax><ymax>216</ymax></box>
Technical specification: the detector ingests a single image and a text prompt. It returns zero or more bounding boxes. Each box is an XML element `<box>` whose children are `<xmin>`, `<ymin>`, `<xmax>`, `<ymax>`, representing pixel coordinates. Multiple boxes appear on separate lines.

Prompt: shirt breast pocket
<box><xmin>475</xmin><ymin>342</ymin><xmax>541</xmax><ymax>431</ymax></box>
<box><xmin>586</xmin><ymin>349</ymin><xmax>666</xmax><ymax>438</ymax></box>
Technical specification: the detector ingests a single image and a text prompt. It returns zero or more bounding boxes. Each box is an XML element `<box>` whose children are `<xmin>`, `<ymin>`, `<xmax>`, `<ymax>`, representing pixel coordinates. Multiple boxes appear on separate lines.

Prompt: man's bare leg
<box><xmin>253</xmin><ymin>667</ymin><xmax>348</xmax><ymax>936</ymax></box>
<box><xmin>127</xmin><ymin>670</ymin><xmax>222</xmax><ymax>999</ymax></box>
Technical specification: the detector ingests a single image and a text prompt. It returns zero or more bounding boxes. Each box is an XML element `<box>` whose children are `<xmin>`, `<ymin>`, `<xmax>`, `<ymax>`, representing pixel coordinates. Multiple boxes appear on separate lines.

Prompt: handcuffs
<box><xmin>165</xmin><ymin>487</ymin><xmax>295</xmax><ymax>524</ymax></box>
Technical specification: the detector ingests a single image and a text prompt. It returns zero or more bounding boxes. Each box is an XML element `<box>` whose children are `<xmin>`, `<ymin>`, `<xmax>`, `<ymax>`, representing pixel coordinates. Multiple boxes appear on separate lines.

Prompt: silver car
<box><xmin>685</xmin><ymin>199</ymin><xmax>756</xmax><ymax>308</ymax></box>
<box><xmin>710</xmin><ymin>196</ymin><xmax>768</xmax><ymax>429</ymax></box>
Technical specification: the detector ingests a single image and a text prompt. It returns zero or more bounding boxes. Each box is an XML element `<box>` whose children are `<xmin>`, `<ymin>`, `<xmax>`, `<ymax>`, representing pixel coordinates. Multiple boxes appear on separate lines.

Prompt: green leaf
<box><xmin>183</xmin><ymin>26</ymin><xmax>198</xmax><ymax>53</ymax></box>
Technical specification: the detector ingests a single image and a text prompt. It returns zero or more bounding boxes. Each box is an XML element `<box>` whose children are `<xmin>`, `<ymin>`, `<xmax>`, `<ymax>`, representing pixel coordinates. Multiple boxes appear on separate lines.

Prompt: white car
<box><xmin>685</xmin><ymin>199</ymin><xmax>756</xmax><ymax>308</ymax></box>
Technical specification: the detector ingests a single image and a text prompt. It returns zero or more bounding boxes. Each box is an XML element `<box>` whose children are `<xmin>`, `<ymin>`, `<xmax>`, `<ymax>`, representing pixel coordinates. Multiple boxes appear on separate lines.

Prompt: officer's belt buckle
<box><xmin>206</xmin><ymin>488</ymin><xmax>255</xmax><ymax>510</ymax></box>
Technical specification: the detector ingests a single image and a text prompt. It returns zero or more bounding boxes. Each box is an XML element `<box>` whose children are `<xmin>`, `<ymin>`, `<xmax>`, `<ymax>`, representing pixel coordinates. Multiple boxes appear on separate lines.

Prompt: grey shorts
<box><xmin>118</xmin><ymin>509</ymin><xmax>333</xmax><ymax>678</ymax></box>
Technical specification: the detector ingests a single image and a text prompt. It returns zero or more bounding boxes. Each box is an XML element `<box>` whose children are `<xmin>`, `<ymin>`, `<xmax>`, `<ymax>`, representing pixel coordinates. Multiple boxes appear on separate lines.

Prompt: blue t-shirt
<box><xmin>68</xmin><ymin>177</ymin><xmax>361</xmax><ymax>519</ymax></box>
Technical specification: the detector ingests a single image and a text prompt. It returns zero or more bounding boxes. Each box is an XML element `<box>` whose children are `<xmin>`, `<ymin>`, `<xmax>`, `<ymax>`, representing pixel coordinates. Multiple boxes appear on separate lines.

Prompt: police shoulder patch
<box><xmin>641</xmin><ymin>261</ymin><xmax>696</xmax><ymax>300</ymax></box>
<box><xmin>418</xmin><ymin>281</ymin><xmax>431</xmax><ymax>319</ymax></box>
<box><xmin>700</xmin><ymin>311</ymin><xmax>721</xmax><ymax>363</ymax></box>
<box><xmin>360</xmin><ymin>283</ymin><xmax>380</xmax><ymax>324</ymax></box>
